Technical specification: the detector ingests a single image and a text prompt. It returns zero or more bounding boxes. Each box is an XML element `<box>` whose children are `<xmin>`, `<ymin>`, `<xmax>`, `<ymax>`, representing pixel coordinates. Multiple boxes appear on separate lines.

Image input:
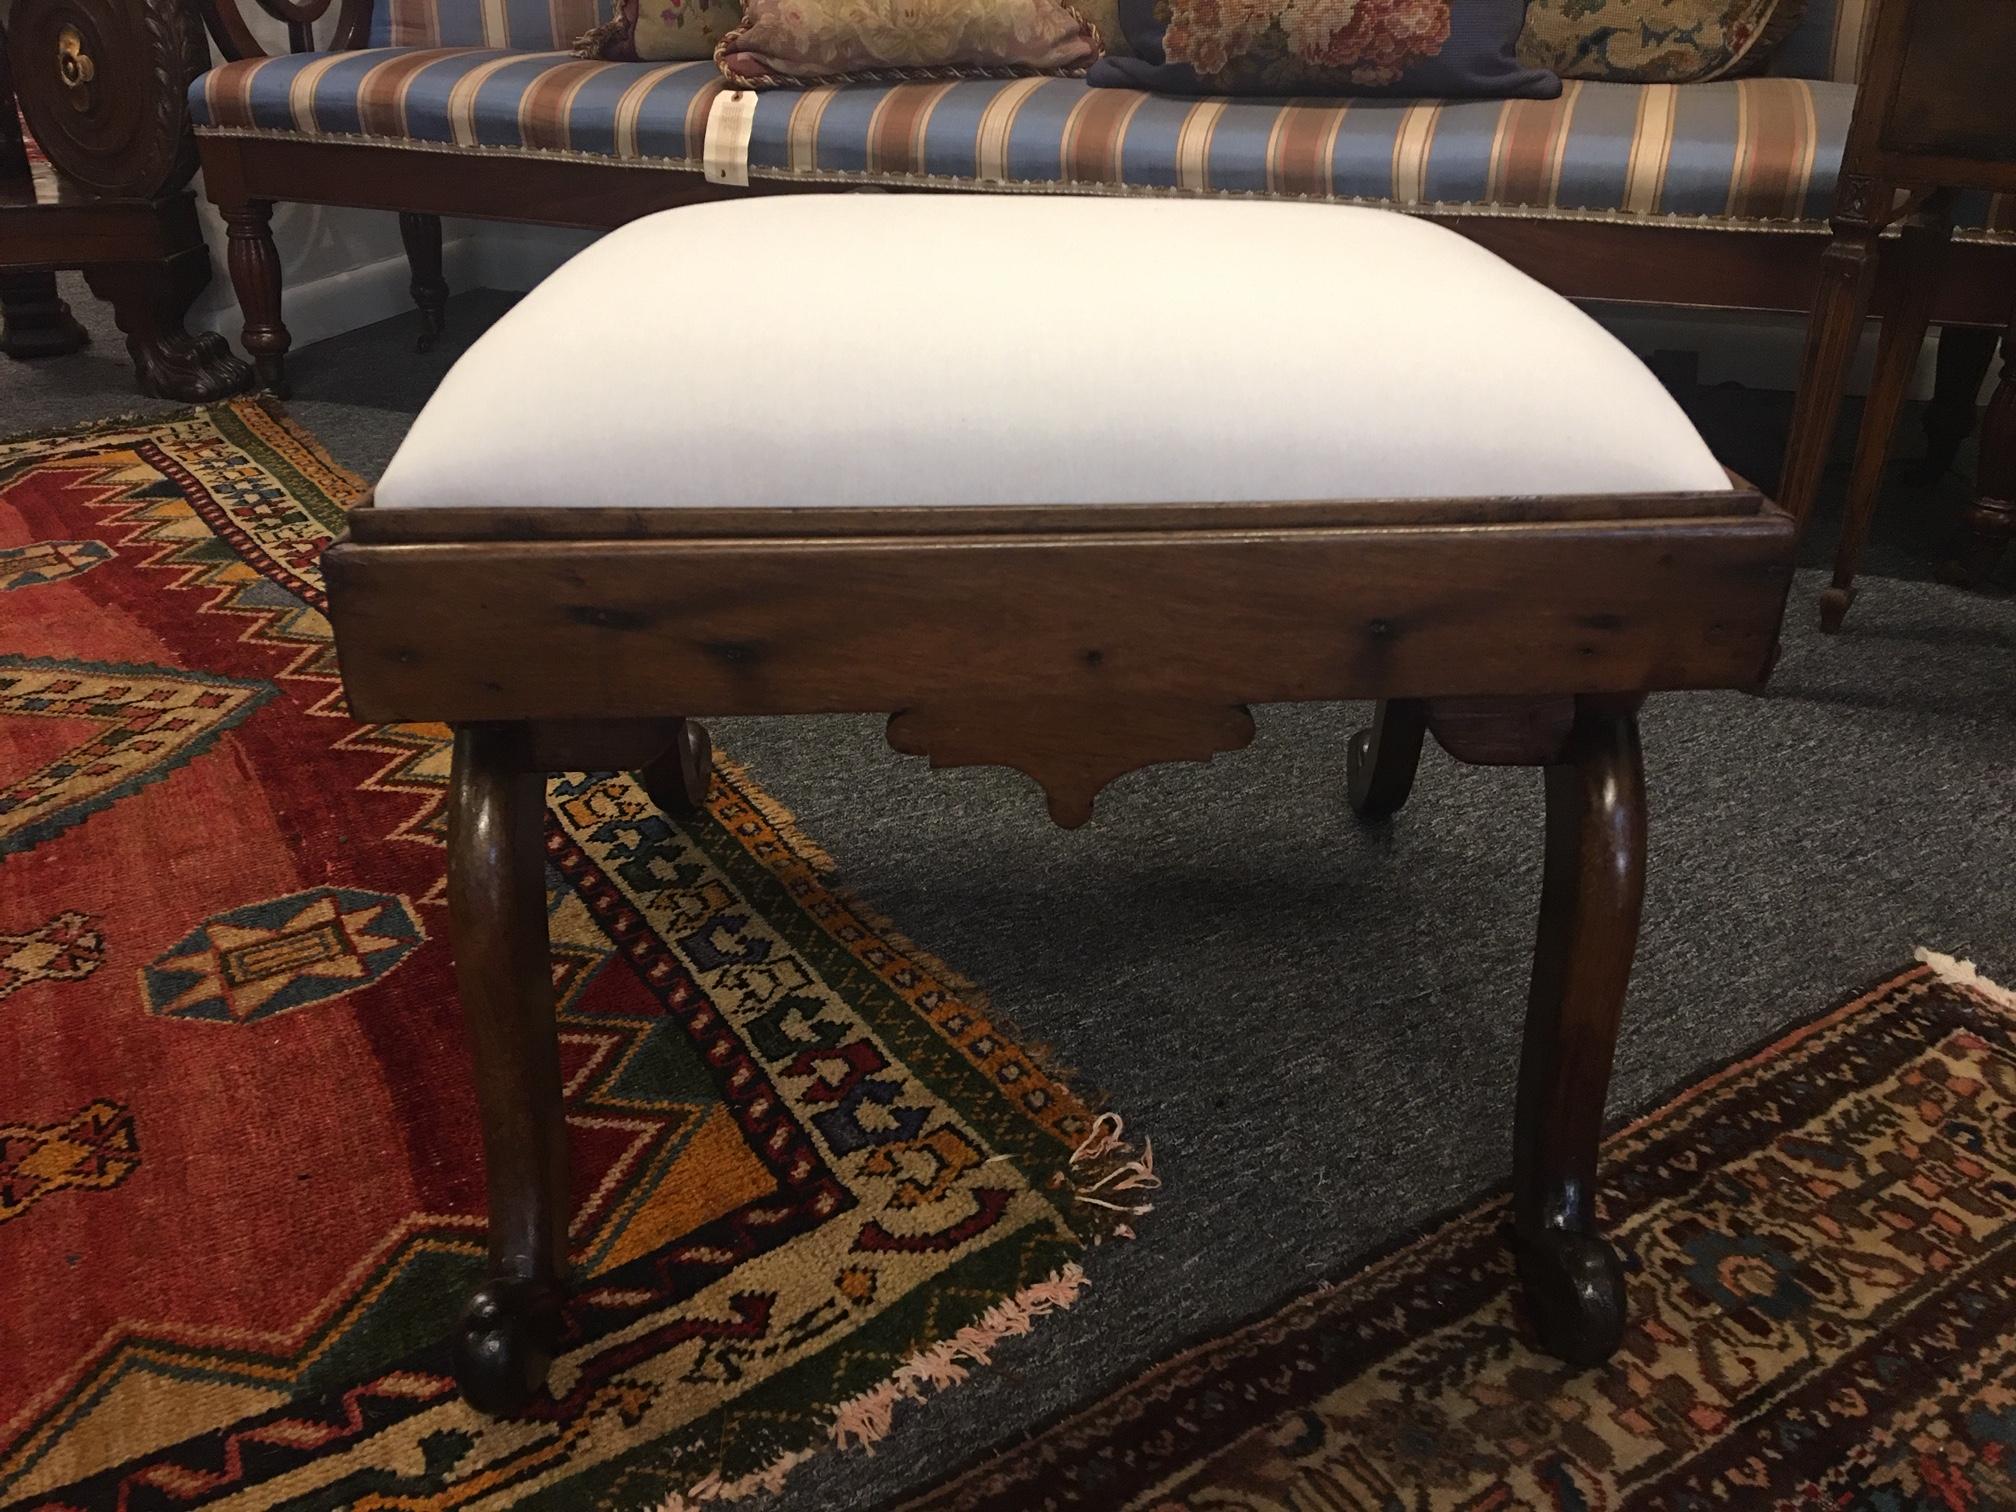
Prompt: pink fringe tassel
<box><xmin>651</xmin><ymin>1263</ymin><xmax>1092</xmax><ymax>1511</ymax></box>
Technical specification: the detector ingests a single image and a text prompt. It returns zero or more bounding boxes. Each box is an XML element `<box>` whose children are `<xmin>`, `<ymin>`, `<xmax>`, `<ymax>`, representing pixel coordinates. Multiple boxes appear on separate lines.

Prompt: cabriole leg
<box><xmin>447</xmin><ymin>723</ymin><xmax>567</xmax><ymax>1413</ymax></box>
<box><xmin>638</xmin><ymin>718</ymin><xmax>714</xmax><ymax>820</ymax></box>
<box><xmin>1513</xmin><ymin>699</ymin><xmax>1645</xmax><ymax>1367</ymax></box>
<box><xmin>1346</xmin><ymin>698</ymin><xmax>1427</xmax><ymax>820</ymax></box>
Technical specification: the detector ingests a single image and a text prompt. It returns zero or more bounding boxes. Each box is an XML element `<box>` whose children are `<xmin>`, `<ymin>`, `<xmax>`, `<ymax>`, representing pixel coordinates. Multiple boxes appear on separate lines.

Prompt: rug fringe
<box><xmin>1914</xmin><ymin>946</ymin><xmax>2016</xmax><ymax>1012</ymax></box>
<box><xmin>1063</xmin><ymin>1111</ymin><xmax>1160</xmax><ymax>1224</ymax></box>
<box><xmin>649</xmin><ymin>1264</ymin><xmax>1092</xmax><ymax>1511</ymax></box>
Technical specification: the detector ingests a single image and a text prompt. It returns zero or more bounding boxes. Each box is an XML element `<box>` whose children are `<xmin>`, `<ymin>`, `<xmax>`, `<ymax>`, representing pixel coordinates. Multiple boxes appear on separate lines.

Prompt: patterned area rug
<box><xmin>0</xmin><ymin>400</ymin><xmax>1149</xmax><ymax>1509</ymax></box>
<box><xmin>910</xmin><ymin>958</ymin><xmax>2016</xmax><ymax>1511</ymax></box>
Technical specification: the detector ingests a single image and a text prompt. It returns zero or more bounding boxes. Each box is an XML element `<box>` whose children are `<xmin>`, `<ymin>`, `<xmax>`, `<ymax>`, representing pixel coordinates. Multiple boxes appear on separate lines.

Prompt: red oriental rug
<box><xmin>0</xmin><ymin>399</ymin><xmax>1151</xmax><ymax>1509</ymax></box>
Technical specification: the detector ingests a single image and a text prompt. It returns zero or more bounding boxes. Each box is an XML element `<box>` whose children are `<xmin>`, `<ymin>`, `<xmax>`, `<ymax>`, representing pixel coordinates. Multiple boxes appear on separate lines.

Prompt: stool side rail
<box><xmin>324</xmin><ymin>500</ymin><xmax>1796</xmax><ymax>731</ymax></box>
<box><xmin>343</xmin><ymin>478</ymin><xmax>1769</xmax><ymax>546</ymax></box>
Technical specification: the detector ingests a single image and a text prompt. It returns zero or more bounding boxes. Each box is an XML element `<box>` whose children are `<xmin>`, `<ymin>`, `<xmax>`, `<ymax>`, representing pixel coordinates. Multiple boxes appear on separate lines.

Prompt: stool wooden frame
<box><xmin>325</xmin><ymin>483</ymin><xmax>1796</xmax><ymax>1411</ymax></box>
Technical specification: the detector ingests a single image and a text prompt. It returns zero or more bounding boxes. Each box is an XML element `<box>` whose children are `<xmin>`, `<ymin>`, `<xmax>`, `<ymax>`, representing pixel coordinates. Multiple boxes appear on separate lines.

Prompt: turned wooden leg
<box><xmin>83</xmin><ymin>253</ymin><xmax>252</xmax><ymax>402</ymax></box>
<box><xmin>1821</xmin><ymin>195</ymin><xmax>1953</xmax><ymax>633</ymax></box>
<box><xmin>1780</xmin><ymin>211</ymin><xmax>1884</xmax><ymax>533</ymax></box>
<box><xmin>1346</xmin><ymin>698</ymin><xmax>1426</xmax><ymax>820</ymax></box>
<box><xmin>223</xmin><ymin>200</ymin><xmax>290</xmax><ymax>395</ymax></box>
<box><xmin>1512</xmin><ymin>699</ymin><xmax>1644</xmax><ymax>1367</ymax></box>
<box><xmin>399</xmin><ymin>211</ymin><xmax>448</xmax><ymax>353</ymax></box>
<box><xmin>1946</xmin><ymin>323</ymin><xmax>2016</xmax><ymax>587</ymax></box>
<box><xmin>1914</xmin><ymin>324</ymin><xmax>1998</xmax><ymax>483</ymax></box>
<box><xmin>0</xmin><ymin>271</ymin><xmax>90</xmax><ymax>359</ymax></box>
<box><xmin>638</xmin><ymin>717</ymin><xmax>713</xmax><ymax>820</ymax></box>
<box><xmin>447</xmin><ymin>724</ymin><xmax>567</xmax><ymax>1413</ymax></box>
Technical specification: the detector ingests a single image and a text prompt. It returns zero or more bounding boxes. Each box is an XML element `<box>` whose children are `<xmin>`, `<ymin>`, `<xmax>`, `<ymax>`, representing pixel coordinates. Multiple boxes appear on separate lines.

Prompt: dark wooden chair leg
<box><xmin>1512</xmin><ymin>698</ymin><xmax>1644</xmax><ymax>1367</ymax></box>
<box><xmin>1346</xmin><ymin>698</ymin><xmax>1427</xmax><ymax>820</ymax></box>
<box><xmin>638</xmin><ymin>717</ymin><xmax>714</xmax><ymax>820</ymax></box>
<box><xmin>1914</xmin><ymin>324</ymin><xmax>1998</xmax><ymax>483</ymax></box>
<box><xmin>82</xmin><ymin>251</ymin><xmax>253</xmax><ymax>402</ymax></box>
<box><xmin>447</xmin><ymin>723</ymin><xmax>567</xmax><ymax>1413</ymax></box>
<box><xmin>223</xmin><ymin>199</ymin><xmax>290</xmax><ymax>395</ymax></box>
<box><xmin>1946</xmin><ymin>322</ymin><xmax>2016</xmax><ymax>587</ymax></box>
<box><xmin>1821</xmin><ymin>194</ymin><xmax>1954</xmax><ymax>632</ymax></box>
<box><xmin>399</xmin><ymin>211</ymin><xmax>449</xmax><ymax>353</ymax></box>
<box><xmin>0</xmin><ymin>270</ymin><xmax>89</xmax><ymax>358</ymax></box>
<box><xmin>1779</xmin><ymin>203</ymin><xmax>1886</xmax><ymax>533</ymax></box>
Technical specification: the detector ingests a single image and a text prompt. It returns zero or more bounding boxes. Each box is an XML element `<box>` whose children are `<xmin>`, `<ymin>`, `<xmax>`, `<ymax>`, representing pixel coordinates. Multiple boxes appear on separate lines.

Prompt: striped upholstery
<box><xmin>367</xmin><ymin>0</ymin><xmax>591</xmax><ymax>51</ymax></box>
<box><xmin>189</xmin><ymin>53</ymin><xmax>2016</xmax><ymax>239</ymax></box>
<box><xmin>191</xmin><ymin>50</ymin><xmax>720</xmax><ymax>164</ymax></box>
<box><xmin>1771</xmin><ymin>0</ymin><xmax>1875</xmax><ymax>82</ymax></box>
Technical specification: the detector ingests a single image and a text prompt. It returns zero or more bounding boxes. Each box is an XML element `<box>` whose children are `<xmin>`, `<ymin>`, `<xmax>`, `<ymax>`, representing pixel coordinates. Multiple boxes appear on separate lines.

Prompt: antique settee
<box><xmin>24</xmin><ymin>0</ymin><xmax>2012</xmax><ymax>487</ymax></box>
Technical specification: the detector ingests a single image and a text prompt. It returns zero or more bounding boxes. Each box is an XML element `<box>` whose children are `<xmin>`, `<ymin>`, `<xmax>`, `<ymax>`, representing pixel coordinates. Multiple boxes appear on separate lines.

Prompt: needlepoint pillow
<box><xmin>716</xmin><ymin>0</ymin><xmax>1102</xmax><ymax>85</ymax></box>
<box><xmin>1089</xmin><ymin>0</ymin><xmax>1559</xmax><ymax>97</ymax></box>
<box><xmin>1517</xmin><ymin>0</ymin><xmax>1808</xmax><ymax>82</ymax></box>
<box><xmin>576</xmin><ymin>0</ymin><xmax>736</xmax><ymax>62</ymax></box>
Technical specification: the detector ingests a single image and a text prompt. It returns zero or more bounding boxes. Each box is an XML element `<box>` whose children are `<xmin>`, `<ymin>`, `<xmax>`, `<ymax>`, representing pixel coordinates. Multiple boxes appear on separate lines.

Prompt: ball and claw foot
<box><xmin>1818</xmin><ymin>586</ymin><xmax>1853</xmax><ymax>634</ymax></box>
<box><xmin>452</xmin><ymin>1278</ymin><xmax>563</xmax><ymax>1414</ymax></box>
<box><xmin>1515</xmin><ymin>1227</ymin><xmax>1628</xmax><ymax>1367</ymax></box>
<box><xmin>640</xmin><ymin>720</ymin><xmax>714</xmax><ymax>820</ymax></box>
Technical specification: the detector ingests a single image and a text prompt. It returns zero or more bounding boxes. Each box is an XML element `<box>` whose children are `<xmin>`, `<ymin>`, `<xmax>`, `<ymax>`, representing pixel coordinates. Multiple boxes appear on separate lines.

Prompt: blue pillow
<box><xmin>1088</xmin><ymin>0</ymin><xmax>1561</xmax><ymax>98</ymax></box>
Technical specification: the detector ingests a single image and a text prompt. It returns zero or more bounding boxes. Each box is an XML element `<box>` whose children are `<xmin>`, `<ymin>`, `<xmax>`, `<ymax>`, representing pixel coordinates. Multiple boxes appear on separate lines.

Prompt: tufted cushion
<box><xmin>375</xmin><ymin>196</ymin><xmax>1731</xmax><ymax>512</ymax></box>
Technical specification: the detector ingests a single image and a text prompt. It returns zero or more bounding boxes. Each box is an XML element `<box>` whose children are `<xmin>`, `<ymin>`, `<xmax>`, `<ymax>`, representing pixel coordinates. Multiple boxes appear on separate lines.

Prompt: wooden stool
<box><xmin>326</xmin><ymin>195</ymin><xmax>1797</xmax><ymax>1411</ymax></box>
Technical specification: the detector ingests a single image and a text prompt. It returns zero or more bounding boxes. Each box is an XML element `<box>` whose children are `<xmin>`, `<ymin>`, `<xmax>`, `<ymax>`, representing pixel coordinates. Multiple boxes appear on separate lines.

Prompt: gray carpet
<box><xmin>6</xmin><ymin>276</ymin><xmax>2014</xmax><ymax>1510</ymax></box>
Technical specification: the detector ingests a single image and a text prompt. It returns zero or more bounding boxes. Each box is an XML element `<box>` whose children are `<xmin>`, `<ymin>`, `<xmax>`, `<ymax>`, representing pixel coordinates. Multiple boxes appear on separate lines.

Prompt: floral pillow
<box><xmin>1517</xmin><ymin>0</ymin><xmax>1808</xmax><ymax>82</ymax></box>
<box><xmin>576</xmin><ymin>0</ymin><xmax>738</xmax><ymax>62</ymax></box>
<box><xmin>1089</xmin><ymin>0</ymin><xmax>1559</xmax><ymax>97</ymax></box>
<box><xmin>715</xmin><ymin>0</ymin><xmax>1102</xmax><ymax>84</ymax></box>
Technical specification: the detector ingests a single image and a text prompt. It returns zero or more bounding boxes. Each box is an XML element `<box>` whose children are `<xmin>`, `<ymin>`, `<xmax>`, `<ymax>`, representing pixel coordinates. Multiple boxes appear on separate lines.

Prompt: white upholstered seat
<box><xmin>375</xmin><ymin>196</ymin><xmax>1730</xmax><ymax>512</ymax></box>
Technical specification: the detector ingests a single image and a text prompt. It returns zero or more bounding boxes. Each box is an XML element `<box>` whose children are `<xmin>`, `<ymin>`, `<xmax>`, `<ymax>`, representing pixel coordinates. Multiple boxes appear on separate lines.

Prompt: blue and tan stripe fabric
<box><xmin>367</xmin><ymin>0</ymin><xmax>591</xmax><ymax>52</ymax></box>
<box><xmin>190</xmin><ymin>49</ymin><xmax>720</xmax><ymax>163</ymax></box>
<box><xmin>188</xmin><ymin>53</ymin><xmax>2016</xmax><ymax>240</ymax></box>
<box><xmin>739</xmin><ymin>75</ymin><xmax>1853</xmax><ymax>224</ymax></box>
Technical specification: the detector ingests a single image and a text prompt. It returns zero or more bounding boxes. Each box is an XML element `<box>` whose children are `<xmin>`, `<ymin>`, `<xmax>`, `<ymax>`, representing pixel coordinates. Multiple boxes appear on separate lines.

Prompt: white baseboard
<box><xmin>188</xmin><ymin>236</ymin><xmax>481</xmax><ymax>355</ymax></box>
